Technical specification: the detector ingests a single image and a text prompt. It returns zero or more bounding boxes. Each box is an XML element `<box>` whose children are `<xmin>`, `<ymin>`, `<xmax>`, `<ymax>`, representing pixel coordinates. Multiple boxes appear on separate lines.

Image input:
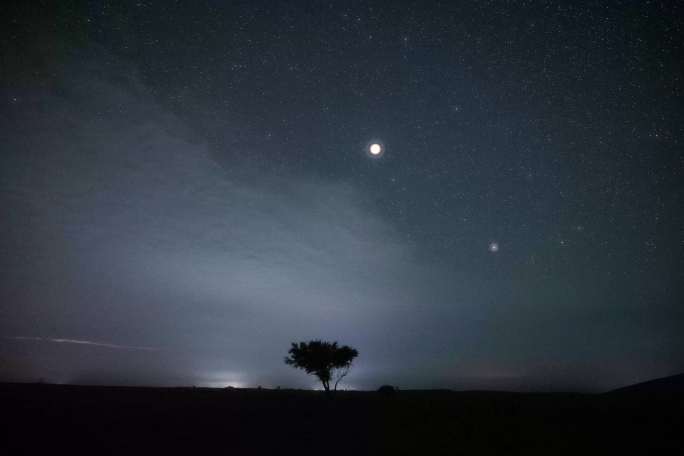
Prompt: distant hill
<box><xmin>610</xmin><ymin>373</ymin><xmax>684</xmax><ymax>393</ymax></box>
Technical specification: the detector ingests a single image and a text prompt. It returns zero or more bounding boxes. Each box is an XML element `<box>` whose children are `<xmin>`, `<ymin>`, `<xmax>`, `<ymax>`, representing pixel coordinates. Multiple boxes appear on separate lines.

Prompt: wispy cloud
<box><xmin>5</xmin><ymin>336</ymin><xmax>158</xmax><ymax>352</ymax></box>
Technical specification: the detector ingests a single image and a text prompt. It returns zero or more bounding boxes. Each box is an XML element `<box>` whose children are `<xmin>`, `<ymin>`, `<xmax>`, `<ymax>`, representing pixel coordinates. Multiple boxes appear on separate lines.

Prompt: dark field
<box><xmin>1</xmin><ymin>383</ymin><xmax>682</xmax><ymax>455</ymax></box>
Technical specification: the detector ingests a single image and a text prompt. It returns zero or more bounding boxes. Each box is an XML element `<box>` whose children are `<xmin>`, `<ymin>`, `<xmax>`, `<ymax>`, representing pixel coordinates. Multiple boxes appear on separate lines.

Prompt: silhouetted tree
<box><xmin>285</xmin><ymin>340</ymin><xmax>358</xmax><ymax>394</ymax></box>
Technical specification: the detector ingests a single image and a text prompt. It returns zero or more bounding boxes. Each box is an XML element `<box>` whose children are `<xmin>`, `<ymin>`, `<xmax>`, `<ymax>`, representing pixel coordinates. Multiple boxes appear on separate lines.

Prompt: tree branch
<box><xmin>333</xmin><ymin>365</ymin><xmax>351</xmax><ymax>391</ymax></box>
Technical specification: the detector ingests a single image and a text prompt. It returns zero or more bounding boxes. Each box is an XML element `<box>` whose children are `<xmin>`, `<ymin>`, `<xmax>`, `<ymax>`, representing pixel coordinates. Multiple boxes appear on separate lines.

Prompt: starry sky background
<box><xmin>1</xmin><ymin>1</ymin><xmax>682</xmax><ymax>391</ymax></box>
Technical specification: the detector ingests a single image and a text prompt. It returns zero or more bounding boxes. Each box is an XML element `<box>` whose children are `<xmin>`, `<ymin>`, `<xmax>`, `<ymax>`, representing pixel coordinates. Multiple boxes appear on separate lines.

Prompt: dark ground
<box><xmin>1</xmin><ymin>383</ymin><xmax>682</xmax><ymax>455</ymax></box>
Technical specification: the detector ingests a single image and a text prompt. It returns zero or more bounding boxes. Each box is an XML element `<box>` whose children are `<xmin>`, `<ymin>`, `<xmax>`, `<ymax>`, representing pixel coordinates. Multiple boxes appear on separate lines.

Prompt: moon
<box><xmin>369</xmin><ymin>143</ymin><xmax>383</xmax><ymax>157</ymax></box>
<box><xmin>488</xmin><ymin>241</ymin><xmax>499</xmax><ymax>253</ymax></box>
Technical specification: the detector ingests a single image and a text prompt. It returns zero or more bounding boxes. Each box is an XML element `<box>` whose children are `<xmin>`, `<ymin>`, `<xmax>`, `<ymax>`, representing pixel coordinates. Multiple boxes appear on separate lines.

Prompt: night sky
<box><xmin>1</xmin><ymin>1</ymin><xmax>682</xmax><ymax>391</ymax></box>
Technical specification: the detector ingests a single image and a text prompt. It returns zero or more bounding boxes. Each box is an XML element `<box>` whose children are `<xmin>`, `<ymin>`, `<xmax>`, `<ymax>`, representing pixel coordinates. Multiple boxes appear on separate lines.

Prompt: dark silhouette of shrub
<box><xmin>285</xmin><ymin>340</ymin><xmax>358</xmax><ymax>394</ymax></box>
<box><xmin>377</xmin><ymin>385</ymin><xmax>397</xmax><ymax>396</ymax></box>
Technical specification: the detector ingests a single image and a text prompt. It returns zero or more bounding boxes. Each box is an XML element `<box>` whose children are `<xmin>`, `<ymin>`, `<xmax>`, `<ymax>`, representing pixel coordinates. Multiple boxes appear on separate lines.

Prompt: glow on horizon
<box><xmin>199</xmin><ymin>371</ymin><xmax>247</xmax><ymax>389</ymax></box>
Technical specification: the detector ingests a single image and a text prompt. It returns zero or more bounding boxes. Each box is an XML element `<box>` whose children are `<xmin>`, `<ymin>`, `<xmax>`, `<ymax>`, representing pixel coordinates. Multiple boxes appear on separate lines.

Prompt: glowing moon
<box><xmin>369</xmin><ymin>143</ymin><xmax>382</xmax><ymax>156</ymax></box>
<box><xmin>488</xmin><ymin>241</ymin><xmax>499</xmax><ymax>253</ymax></box>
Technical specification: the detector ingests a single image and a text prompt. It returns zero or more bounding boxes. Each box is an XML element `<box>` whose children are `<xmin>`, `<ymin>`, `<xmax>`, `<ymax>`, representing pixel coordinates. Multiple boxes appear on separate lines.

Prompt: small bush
<box><xmin>377</xmin><ymin>385</ymin><xmax>397</xmax><ymax>396</ymax></box>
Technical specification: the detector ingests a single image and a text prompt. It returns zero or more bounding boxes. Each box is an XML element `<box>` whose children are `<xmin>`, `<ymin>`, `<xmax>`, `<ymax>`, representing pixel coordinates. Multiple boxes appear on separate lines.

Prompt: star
<box><xmin>369</xmin><ymin>143</ymin><xmax>383</xmax><ymax>157</ymax></box>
